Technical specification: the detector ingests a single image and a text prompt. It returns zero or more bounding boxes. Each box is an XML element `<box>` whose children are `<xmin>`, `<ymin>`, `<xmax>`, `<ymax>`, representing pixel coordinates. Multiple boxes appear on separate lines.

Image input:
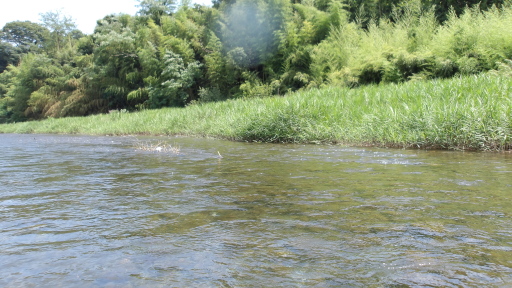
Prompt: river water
<box><xmin>1</xmin><ymin>134</ymin><xmax>511</xmax><ymax>287</ymax></box>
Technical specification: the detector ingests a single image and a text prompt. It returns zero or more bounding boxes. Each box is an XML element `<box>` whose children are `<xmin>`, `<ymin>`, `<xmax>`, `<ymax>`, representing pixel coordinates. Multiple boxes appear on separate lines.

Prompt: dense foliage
<box><xmin>2</xmin><ymin>74</ymin><xmax>511</xmax><ymax>151</ymax></box>
<box><xmin>1</xmin><ymin>0</ymin><xmax>511</xmax><ymax>123</ymax></box>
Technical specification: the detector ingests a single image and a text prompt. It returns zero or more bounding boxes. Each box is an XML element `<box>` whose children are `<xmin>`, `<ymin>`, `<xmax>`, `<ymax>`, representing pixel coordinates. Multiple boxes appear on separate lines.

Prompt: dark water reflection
<box><xmin>1</xmin><ymin>134</ymin><xmax>511</xmax><ymax>287</ymax></box>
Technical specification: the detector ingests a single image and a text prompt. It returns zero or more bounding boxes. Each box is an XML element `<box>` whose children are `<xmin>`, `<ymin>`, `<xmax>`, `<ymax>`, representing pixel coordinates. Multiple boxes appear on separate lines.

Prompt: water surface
<box><xmin>1</xmin><ymin>134</ymin><xmax>511</xmax><ymax>287</ymax></box>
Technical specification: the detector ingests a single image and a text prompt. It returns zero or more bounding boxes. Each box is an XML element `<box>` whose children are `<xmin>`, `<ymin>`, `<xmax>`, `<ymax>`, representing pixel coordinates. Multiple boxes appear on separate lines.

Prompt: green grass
<box><xmin>1</xmin><ymin>74</ymin><xmax>511</xmax><ymax>151</ymax></box>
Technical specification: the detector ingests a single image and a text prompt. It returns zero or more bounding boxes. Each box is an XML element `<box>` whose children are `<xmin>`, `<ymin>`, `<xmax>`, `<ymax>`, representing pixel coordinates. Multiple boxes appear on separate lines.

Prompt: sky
<box><xmin>0</xmin><ymin>0</ymin><xmax>212</xmax><ymax>35</ymax></box>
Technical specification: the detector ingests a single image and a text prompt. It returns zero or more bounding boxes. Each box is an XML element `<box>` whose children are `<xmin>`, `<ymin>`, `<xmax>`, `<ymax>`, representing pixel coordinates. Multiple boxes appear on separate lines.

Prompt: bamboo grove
<box><xmin>1</xmin><ymin>0</ymin><xmax>511</xmax><ymax>123</ymax></box>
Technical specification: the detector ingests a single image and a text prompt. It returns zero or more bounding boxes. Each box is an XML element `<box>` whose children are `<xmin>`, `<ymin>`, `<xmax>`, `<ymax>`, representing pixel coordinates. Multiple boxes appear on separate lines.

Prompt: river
<box><xmin>1</xmin><ymin>134</ymin><xmax>511</xmax><ymax>287</ymax></box>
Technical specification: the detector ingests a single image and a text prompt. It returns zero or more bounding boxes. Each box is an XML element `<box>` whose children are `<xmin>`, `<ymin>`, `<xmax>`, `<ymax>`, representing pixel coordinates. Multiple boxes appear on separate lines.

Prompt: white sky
<box><xmin>0</xmin><ymin>0</ymin><xmax>212</xmax><ymax>35</ymax></box>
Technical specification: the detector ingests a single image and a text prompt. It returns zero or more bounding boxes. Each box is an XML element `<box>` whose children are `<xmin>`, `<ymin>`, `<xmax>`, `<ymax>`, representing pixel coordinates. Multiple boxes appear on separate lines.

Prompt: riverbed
<box><xmin>1</xmin><ymin>134</ymin><xmax>511</xmax><ymax>287</ymax></box>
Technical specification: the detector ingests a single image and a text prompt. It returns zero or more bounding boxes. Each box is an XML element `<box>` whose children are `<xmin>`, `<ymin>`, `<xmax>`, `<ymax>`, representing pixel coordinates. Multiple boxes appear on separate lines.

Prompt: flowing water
<box><xmin>1</xmin><ymin>134</ymin><xmax>511</xmax><ymax>287</ymax></box>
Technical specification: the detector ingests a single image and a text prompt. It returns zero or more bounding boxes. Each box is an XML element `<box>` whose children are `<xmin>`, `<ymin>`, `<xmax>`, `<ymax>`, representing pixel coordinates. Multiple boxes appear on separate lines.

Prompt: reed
<box><xmin>1</xmin><ymin>74</ymin><xmax>511</xmax><ymax>151</ymax></box>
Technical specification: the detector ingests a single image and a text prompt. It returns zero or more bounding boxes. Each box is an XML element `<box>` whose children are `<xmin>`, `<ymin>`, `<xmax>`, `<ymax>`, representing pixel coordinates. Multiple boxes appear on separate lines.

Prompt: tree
<box><xmin>137</xmin><ymin>0</ymin><xmax>177</xmax><ymax>25</ymax></box>
<box><xmin>0</xmin><ymin>42</ymin><xmax>17</xmax><ymax>73</ymax></box>
<box><xmin>39</xmin><ymin>10</ymin><xmax>80</xmax><ymax>53</ymax></box>
<box><xmin>94</xmin><ymin>14</ymin><xmax>135</xmax><ymax>35</ymax></box>
<box><xmin>0</xmin><ymin>65</ymin><xmax>16</xmax><ymax>122</ymax></box>
<box><xmin>0</xmin><ymin>54</ymin><xmax>55</xmax><ymax>121</ymax></box>
<box><xmin>204</xmin><ymin>32</ymin><xmax>228</xmax><ymax>88</ymax></box>
<box><xmin>423</xmin><ymin>0</ymin><xmax>506</xmax><ymax>22</ymax></box>
<box><xmin>93</xmin><ymin>28</ymin><xmax>139</xmax><ymax>109</ymax></box>
<box><xmin>0</xmin><ymin>21</ymin><xmax>50</xmax><ymax>72</ymax></box>
<box><xmin>1</xmin><ymin>21</ymin><xmax>49</xmax><ymax>50</ymax></box>
<box><xmin>217</xmin><ymin>0</ymin><xmax>290</xmax><ymax>76</ymax></box>
<box><xmin>147</xmin><ymin>50</ymin><xmax>202</xmax><ymax>107</ymax></box>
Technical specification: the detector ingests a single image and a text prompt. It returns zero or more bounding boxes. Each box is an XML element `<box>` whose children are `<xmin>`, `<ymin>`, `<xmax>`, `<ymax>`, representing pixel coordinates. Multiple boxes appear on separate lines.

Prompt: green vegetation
<box><xmin>1</xmin><ymin>0</ymin><xmax>512</xmax><ymax>121</ymax></box>
<box><xmin>1</xmin><ymin>0</ymin><xmax>512</xmax><ymax>151</ymax></box>
<box><xmin>1</xmin><ymin>73</ymin><xmax>511</xmax><ymax>151</ymax></box>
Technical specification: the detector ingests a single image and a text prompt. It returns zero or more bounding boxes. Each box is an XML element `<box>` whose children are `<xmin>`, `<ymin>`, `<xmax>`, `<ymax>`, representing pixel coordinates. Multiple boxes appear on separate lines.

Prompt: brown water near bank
<box><xmin>1</xmin><ymin>134</ymin><xmax>511</xmax><ymax>287</ymax></box>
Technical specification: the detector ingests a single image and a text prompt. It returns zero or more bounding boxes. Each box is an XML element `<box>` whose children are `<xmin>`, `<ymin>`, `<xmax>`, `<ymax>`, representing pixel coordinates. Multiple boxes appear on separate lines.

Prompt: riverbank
<box><xmin>1</xmin><ymin>74</ymin><xmax>511</xmax><ymax>151</ymax></box>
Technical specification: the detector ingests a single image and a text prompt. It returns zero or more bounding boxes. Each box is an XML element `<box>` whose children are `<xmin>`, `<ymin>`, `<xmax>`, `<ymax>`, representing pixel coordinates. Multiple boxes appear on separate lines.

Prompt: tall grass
<box><xmin>312</xmin><ymin>2</ymin><xmax>512</xmax><ymax>86</ymax></box>
<box><xmin>1</xmin><ymin>74</ymin><xmax>511</xmax><ymax>151</ymax></box>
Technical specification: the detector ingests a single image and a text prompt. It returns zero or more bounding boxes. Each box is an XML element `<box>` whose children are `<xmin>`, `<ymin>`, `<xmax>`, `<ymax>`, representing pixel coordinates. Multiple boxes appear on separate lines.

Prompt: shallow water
<box><xmin>1</xmin><ymin>134</ymin><xmax>511</xmax><ymax>287</ymax></box>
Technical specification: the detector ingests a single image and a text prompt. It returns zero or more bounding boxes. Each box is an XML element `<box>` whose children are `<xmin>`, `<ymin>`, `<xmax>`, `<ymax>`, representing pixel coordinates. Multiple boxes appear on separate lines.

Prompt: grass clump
<box><xmin>1</xmin><ymin>74</ymin><xmax>511</xmax><ymax>151</ymax></box>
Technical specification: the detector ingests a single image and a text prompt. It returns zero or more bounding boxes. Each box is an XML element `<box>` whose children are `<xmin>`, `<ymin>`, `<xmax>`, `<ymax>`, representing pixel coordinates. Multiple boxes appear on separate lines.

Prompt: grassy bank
<box><xmin>1</xmin><ymin>74</ymin><xmax>511</xmax><ymax>151</ymax></box>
